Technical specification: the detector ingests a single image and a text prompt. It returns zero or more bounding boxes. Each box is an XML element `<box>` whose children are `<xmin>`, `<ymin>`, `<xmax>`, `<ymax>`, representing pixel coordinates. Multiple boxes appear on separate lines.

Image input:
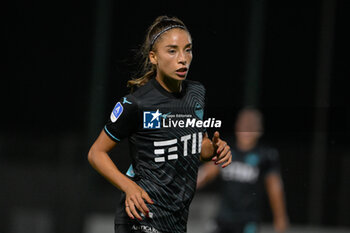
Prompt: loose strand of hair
<box><xmin>127</xmin><ymin>66</ymin><xmax>156</xmax><ymax>92</ymax></box>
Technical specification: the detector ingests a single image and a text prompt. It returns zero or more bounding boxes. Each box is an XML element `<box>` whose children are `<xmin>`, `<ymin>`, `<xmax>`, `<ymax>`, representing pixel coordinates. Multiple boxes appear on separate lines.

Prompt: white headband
<box><xmin>150</xmin><ymin>25</ymin><xmax>186</xmax><ymax>48</ymax></box>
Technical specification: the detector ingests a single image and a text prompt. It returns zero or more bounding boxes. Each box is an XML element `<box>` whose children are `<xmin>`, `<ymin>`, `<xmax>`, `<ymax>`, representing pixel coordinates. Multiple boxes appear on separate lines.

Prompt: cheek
<box><xmin>158</xmin><ymin>58</ymin><xmax>171</xmax><ymax>70</ymax></box>
<box><xmin>187</xmin><ymin>53</ymin><xmax>193</xmax><ymax>63</ymax></box>
<box><xmin>158</xmin><ymin>54</ymin><xmax>175</xmax><ymax>69</ymax></box>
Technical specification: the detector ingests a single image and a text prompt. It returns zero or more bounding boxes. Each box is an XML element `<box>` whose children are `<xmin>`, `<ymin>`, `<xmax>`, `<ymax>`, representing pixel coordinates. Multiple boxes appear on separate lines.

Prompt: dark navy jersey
<box><xmin>216</xmin><ymin>142</ymin><xmax>280</xmax><ymax>224</ymax></box>
<box><xmin>104</xmin><ymin>78</ymin><xmax>206</xmax><ymax>233</ymax></box>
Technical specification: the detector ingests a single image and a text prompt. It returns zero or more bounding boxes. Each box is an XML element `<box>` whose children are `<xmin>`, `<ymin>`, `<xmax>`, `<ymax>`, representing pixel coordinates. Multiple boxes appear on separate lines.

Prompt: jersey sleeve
<box><xmin>264</xmin><ymin>147</ymin><xmax>281</xmax><ymax>176</ymax></box>
<box><xmin>104</xmin><ymin>95</ymin><xmax>139</xmax><ymax>142</ymax></box>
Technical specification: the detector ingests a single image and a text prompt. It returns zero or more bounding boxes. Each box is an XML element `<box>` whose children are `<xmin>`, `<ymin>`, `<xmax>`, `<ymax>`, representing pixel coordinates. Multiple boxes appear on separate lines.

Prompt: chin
<box><xmin>174</xmin><ymin>75</ymin><xmax>187</xmax><ymax>81</ymax></box>
<box><xmin>163</xmin><ymin>74</ymin><xmax>187</xmax><ymax>82</ymax></box>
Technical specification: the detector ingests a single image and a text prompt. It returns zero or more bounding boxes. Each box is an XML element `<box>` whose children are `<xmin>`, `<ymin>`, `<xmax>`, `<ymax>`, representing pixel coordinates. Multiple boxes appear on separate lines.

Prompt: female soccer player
<box><xmin>197</xmin><ymin>108</ymin><xmax>289</xmax><ymax>233</ymax></box>
<box><xmin>88</xmin><ymin>16</ymin><xmax>232</xmax><ymax>233</ymax></box>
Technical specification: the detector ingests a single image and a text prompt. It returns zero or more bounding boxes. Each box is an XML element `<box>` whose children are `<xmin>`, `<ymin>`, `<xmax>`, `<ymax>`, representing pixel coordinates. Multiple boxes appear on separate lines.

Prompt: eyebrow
<box><xmin>165</xmin><ymin>43</ymin><xmax>192</xmax><ymax>48</ymax></box>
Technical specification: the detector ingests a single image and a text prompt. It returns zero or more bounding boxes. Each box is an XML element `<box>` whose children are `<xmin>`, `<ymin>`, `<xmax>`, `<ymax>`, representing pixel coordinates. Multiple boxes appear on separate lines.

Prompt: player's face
<box><xmin>150</xmin><ymin>29</ymin><xmax>193</xmax><ymax>81</ymax></box>
<box><xmin>235</xmin><ymin>112</ymin><xmax>262</xmax><ymax>144</ymax></box>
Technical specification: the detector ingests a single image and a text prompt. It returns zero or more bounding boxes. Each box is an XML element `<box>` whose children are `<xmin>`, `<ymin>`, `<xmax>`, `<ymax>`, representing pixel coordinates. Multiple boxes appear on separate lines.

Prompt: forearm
<box><xmin>197</xmin><ymin>163</ymin><xmax>220</xmax><ymax>189</ymax></box>
<box><xmin>266</xmin><ymin>174</ymin><xmax>288</xmax><ymax>219</ymax></box>
<box><xmin>88</xmin><ymin>149</ymin><xmax>132</xmax><ymax>192</ymax></box>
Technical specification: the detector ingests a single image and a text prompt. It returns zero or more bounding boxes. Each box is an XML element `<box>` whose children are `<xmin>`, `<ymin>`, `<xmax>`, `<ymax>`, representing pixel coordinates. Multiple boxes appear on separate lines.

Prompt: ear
<box><xmin>149</xmin><ymin>51</ymin><xmax>157</xmax><ymax>65</ymax></box>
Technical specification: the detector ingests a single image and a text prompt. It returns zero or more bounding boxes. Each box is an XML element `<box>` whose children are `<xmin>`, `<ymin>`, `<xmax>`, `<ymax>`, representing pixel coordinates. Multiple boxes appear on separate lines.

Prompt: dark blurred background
<box><xmin>3</xmin><ymin>0</ymin><xmax>349</xmax><ymax>232</ymax></box>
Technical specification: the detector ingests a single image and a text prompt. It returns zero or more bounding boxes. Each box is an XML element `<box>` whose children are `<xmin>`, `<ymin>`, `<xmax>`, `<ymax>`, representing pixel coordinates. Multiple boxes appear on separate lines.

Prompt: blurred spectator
<box><xmin>197</xmin><ymin>107</ymin><xmax>289</xmax><ymax>233</ymax></box>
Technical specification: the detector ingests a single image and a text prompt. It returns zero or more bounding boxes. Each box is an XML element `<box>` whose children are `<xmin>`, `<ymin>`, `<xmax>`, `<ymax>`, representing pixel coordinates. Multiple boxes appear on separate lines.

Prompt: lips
<box><xmin>175</xmin><ymin>67</ymin><xmax>188</xmax><ymax>77</ymax></box>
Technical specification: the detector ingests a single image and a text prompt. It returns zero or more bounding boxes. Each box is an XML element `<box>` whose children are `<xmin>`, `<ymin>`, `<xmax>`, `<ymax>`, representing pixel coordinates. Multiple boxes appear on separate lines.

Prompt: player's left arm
<box><xmin>265</xmin><ymin>173</ymin><xmax>289</xmax><ymax>233</ymax></box>
<box><xmin>200</xmin><ymin>131</ymin><xmax>232</xmax><ymax>168</ymax></box>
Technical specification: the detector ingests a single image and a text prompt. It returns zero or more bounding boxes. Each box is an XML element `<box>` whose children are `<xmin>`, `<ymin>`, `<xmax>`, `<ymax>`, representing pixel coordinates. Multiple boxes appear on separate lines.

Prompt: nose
<box><xmin>178</xmin><ymin>51</ymin><xmax>186</xmax><ymax>65</ymax></box>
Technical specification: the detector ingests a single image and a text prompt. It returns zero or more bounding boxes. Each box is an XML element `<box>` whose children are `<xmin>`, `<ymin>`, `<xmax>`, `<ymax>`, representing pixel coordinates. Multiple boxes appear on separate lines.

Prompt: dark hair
<box><xmin>127</xmin><ymin>16</ymin><xmax>189</xmax><ymax>90</ymax></box>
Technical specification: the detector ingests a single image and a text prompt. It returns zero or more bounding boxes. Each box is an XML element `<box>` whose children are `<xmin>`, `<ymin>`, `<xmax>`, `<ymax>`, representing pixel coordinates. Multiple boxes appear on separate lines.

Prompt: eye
<box><xmin>185</xmin><ymin>47</ymin><xmax>192</xmax><ymax>53</ymax></box>
<box><xmin>168</xmin><ymin>49</ymin><xmax>176</xmax><ymax>54</ymax></box>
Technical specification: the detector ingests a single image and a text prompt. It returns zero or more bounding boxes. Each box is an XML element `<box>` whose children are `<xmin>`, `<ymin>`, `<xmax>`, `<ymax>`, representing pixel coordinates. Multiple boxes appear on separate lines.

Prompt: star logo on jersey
<box><xmin>151</xmin><ymin>109</ymin><xmax>162</xmax><ymax>122</ymax></box>
<box><xmin>143</xmin><ymin>109</ymin><xmax>162</xmax><ymax>129</ymax></box>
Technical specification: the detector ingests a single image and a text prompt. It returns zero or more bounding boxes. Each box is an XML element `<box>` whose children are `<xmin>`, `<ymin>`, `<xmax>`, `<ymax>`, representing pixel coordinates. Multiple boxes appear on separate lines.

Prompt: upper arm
<box><xmin>264</xmin><ymin>148</ymin><xmax>281</xmax><ymax>177</ymax></box>
<box><xmin>90</xmin><ymin>129</ymin><xmax>118</xmax><ymax>154</ymax></box>
<box><xmin>265</xmin><ymin>172</ymin><xmax>283</xmax><ymax>191</ymax></box>
<box><xmin>89</xmin><ymin>95</ymin><xmax>138</xmax><ymax>158</ymax></box>
<box><xmin>104</xmin><ymin>95</ymin><xmax>139</xmax><ymax>142</ymax></box>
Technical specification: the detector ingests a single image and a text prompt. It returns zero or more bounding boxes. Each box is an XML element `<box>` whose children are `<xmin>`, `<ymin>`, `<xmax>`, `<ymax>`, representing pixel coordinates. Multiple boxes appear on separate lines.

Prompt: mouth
<box><xmin>175</xmin><ymin>67</ymin><xmax>188</xmax><ymax>77</ymax></box>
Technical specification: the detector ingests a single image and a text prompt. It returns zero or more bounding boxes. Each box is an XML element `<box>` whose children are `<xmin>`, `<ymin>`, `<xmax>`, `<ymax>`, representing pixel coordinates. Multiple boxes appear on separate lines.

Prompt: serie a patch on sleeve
<box><xmin>110</xmin><ymin>102</ymin><xmax>123</xmax><ymax>123</ymax></box>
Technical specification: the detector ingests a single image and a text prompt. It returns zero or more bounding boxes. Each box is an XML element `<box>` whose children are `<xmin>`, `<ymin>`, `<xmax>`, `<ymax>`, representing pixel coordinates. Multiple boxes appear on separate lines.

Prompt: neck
<box><xmin>156</xmin><ymin>75</ymin><xmax>182</xmax><ymax>93</ymax></box>
<box><xmin>236</xmin><ymin>140</ymin><xmax>258</xmax><ymax>152</ymax></box>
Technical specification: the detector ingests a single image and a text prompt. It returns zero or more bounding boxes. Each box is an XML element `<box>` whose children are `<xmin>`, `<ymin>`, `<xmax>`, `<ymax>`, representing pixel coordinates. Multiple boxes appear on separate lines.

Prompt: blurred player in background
<box><xmin>88</xmin><ymin>16</ymin><xmax>232</xmax><ymax>233</ymax></box>
<box><xmin>197</xmin><ymin>107</ymin><xmax>289</xmax><ymax>233</ymax></box>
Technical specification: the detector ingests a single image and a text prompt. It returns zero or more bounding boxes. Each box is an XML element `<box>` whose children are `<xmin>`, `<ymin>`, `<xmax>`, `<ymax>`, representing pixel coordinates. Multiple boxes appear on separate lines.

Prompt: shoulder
<box><xmin>122</xmin><ymin>81</ymin><xmax>156</xmax><ymax>108</ymax></box>
<box><xmin>257</xmin><ymin>144</ymin><xmax>279</xmax><ymax>160</ymax></box>
<box><xmin>184</xmin><ymin>80</ymin><xmax>206</xmax><ymax>98</ymax></box>
<box><xmin>130</xmin><ymin>80</ymin><xmax>156</xmax><ymax>99</ymax></box>
<box><xmin>185</xmin><ymin>80</ymin><xmax>206</xmax><ymax>91</ymax></box>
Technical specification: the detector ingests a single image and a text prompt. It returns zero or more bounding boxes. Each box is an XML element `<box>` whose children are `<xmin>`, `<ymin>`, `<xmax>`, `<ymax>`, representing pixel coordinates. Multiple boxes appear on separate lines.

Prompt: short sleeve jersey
<box><xmin>104</xmin><ymin>78</ymin><xmax>206</xmax><ymax>233</ymax></box>
<box><xmin>216</xmin><ymin>141</ymin><xmax>280</xmax><ymax>224</ymax></box>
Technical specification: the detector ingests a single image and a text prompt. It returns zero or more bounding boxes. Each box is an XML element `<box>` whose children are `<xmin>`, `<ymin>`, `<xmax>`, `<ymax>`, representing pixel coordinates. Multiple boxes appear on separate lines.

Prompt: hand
<box><xmin>211</xmin><ymin>131</ymin><xmax>232</xmax><ymax>168</ymax></box>
<box><xmin>124</xmin><ymin>180</ymin><xmax>154</xmax><ymax>220</ymax></box>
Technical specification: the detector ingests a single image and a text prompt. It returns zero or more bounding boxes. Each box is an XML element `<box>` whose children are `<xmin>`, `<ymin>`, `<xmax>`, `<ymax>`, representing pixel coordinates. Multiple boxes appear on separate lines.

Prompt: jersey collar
<box><xmin>151</xmin><ymin>78</ymin><xmax>186</xmax><ymax>99</ymax></box>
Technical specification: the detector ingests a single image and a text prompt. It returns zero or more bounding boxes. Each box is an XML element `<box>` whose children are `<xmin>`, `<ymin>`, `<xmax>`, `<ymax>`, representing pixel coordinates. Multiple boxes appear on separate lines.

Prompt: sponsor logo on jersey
<box><xmin>162</xmin><ymin>117</ymin><xmax>221</xmax><ymax>128</ymax></box>
<box><xmin>110</xmin><ymin>102</ymin><xmax>123</xmax><ymax>123</ymax></box>
<box><xmin>221</xmin><ymin>162</ymin><xmax>260</xmax><ymax>183</ymax></box>
<box><xmin>131</xmin><ymin>224</ymin><xmax>158</xmax><ymax>233</ymax></box>
<box><xmin>143</xmin><ymin>109</ymin><xmax>221</xmax><ymax>129</ymax></box>
<box><xmin>153</xmin><ymin>132</ymin><xmax>202</xmax><ymax>163</ymax></box>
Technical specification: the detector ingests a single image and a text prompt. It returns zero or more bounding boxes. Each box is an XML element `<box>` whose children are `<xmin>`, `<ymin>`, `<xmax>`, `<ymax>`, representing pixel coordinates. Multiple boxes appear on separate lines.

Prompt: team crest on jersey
<box><xmin>143</xmin><ymin>109</ymin><xmax>162</xmax><ymax>129</ymax></box>
<box><xmin>194</xmin><ymin>102</ymin><xmax>204</xmax><ymax>120</ymax></box>
<box><xmin>110</xmin><ymin>102</ymin><xmax>123</xmax><ymax>123</ymax></box>
<box><xmin>245</xmin><ymin>153</ymin><xmax>260</xmax><ymax>166</ymax></box>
